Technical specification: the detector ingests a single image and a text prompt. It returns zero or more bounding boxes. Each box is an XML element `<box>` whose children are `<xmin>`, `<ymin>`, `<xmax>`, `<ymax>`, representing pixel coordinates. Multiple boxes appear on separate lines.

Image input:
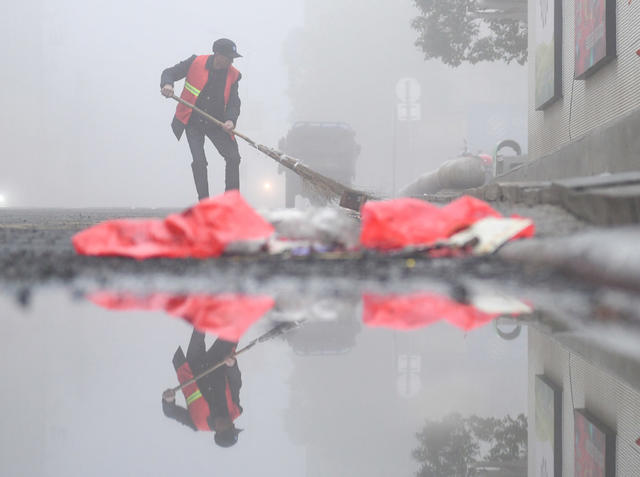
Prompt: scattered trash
<box><xmin>90</xmin><ymin>292</ymin><xmax>274</xmax><ymax>341</ymax></box>
<box><xmin>262</xmin><ymin>207</ymin><xmax>360</xmax><ymax>249</ymax></box>
<box><xmin>361</xmin><ymin>195</ymin><xmax>534</xmax><ymax>253</ymax></box>
<box><xmin>444</xmin><ymin>216</ymin><xmax>535</xmax><ymax>255</ymax></box>
<box><xmin>73</xmin><ymin>191</ymin><xmax>274</xmax><ymax>259</ymax></box>
<box><xmin>73</xmin><ymin>192</ymin><xmax>534</xmax><ymax>259</ymax></box>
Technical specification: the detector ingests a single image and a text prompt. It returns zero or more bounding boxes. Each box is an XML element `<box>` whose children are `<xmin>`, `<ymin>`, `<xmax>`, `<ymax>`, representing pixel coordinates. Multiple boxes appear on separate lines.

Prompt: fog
<box><xmin>1</xmin><ymin>0</ymin><xmax>526</xmax><ymax>209</ymax></box>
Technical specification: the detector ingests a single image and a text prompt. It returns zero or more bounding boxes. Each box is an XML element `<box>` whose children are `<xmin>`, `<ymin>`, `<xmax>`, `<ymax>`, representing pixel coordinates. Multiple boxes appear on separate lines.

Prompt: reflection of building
<box><xmin>284</xmin><ymin>313</ymin><xmax>529</xmax><ymax>477</ymax></box>
<box><xmin>510</xmin><ymin>0</ymin><xmax>640</xmax><ymax>180</ymax></box>
<box><xmin>528</xmin><ymin>327</ymin><xmax>640</xmax><ymax>475</ymax></box>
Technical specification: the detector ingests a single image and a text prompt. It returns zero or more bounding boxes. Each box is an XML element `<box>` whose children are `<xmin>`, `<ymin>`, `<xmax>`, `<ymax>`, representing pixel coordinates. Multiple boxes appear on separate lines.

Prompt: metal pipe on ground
<box><xmin>399</xmin><ymin>155</ymin><xmax>488</xmax><ymax>197</ymax></box>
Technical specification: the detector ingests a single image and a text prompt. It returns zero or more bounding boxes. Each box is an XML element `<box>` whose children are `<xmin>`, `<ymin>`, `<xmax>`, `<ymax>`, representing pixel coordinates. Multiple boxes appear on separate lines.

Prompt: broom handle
<box><xmin>171</xmin><ymin>94</ymin><xmax>257</xmax><ymax>147</ymax></box>
<box><xmin>170</xmin><ymin>342</ymin><xmax>255</xmax><ymax>393</ymax></box>
<box><xmin>168</xmin><ymin>322</ymin><xmax>299</xmax><ymax>394</ymax></box>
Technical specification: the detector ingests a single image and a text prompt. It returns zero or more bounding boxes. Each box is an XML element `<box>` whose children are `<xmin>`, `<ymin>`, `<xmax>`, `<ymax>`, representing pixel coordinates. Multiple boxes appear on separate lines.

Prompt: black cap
<box><xmin>214</xmin><ymin>428</ymin><xmax>243</xmax><ymax>448</ymax></box>
<box><xmin>212</xmin><ymin>38</ymin><xmax>242</xmax><ymax>59</ymax></box>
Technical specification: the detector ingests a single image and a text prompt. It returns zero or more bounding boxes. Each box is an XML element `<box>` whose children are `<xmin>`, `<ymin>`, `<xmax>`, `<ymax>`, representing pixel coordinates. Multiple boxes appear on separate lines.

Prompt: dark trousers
<box><xmin>186</xmin><ymin>330</ymin><xmax>236</xmax><ymax>375</ymax></box>
<box><xmin>185</xmin><ymin>124</ymin><xmax>241</xmax><ymax>200</ymax></box>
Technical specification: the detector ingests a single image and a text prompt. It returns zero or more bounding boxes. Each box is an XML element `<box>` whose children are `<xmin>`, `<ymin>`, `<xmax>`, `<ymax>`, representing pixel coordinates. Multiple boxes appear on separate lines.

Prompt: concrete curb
<box><xmin>424</xmin><ymin>172</ymin><xmax>640</xmax><ymax>226</ymax></box>
<box><xmin>498</xmin><ymin>227</ymin><xmax>640</xmax><ymax>293</ymax></box>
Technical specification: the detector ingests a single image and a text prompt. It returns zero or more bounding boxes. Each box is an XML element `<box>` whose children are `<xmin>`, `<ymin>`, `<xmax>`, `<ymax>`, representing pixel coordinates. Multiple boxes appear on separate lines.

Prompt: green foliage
<box><xmin>413</xmin><ymin>413</ymin><xmax>479</xmax><ymax>477</ymax></box>
<box><xmin>412</xmin><ymin>0</ymin><xmax>527</xmax><ymax>67</ymax></box>
<box><xmin>413</xmin><ymin>413</ymin><xmax>528</xmax><ymax>476</ymax></box>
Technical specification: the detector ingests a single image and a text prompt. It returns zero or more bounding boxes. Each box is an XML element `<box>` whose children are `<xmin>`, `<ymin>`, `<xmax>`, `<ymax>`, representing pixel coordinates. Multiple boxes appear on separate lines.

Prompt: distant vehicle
<box><xmin>285</xmin><ymin>315</ymin><xmax>362</xmax><ymax>356</ymax></box>
<box><xmin>278</xmin><ymin>122</ymin><xmax>361</xmax><ymax>207</ymax></box>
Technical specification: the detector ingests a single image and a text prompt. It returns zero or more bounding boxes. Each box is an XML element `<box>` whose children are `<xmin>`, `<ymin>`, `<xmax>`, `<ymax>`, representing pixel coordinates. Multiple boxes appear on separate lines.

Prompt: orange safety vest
<box><xmin>173</xmin><ymin>347</ymin><xmax>242</xmax><ymax>431</ymax></box>
<box><xmin>174</xmin><ymin>55</ymin><xmax>241</xmax><ymax>126</ymax></box>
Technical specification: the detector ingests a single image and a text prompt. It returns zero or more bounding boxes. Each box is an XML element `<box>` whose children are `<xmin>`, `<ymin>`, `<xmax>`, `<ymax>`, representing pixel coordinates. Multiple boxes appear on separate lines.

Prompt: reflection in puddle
<box><xmin>1</xmin><ymin>287</ymin><xmax>639</xmax><ymax>476</ymax></box>
<box><xmin>89</xmin><ymin>290</ymin><xmax>533</xmax><ymax>338</ymax></box>
<box><xmin>90</xmin><ymin>292</ymin><xmax>275</xmax><ymax>341</ymax></box>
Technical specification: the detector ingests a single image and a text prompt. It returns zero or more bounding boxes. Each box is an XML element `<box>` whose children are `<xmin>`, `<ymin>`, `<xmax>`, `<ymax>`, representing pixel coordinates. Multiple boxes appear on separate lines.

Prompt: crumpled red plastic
<box><xmin>362</xmin><ymin>293</ymin><xmax>498</xmax><ymax>331</ymax></box>
<box><xmin>90</xmin><ymin>292</ymin><xmax>275</xmax><ymax>341</ymax></box>
<box><xmin>360</xmin><ymin>195</ymin><xmax>522</xmax><ymax>251</ymax></box>
<box><xmin>72</xmin><ymin>191</ymin><xmax>274</xmax><ymax>259</ymax></box>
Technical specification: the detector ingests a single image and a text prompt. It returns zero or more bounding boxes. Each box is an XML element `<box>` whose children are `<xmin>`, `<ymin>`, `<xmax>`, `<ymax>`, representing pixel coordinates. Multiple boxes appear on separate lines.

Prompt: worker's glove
<box><xmin>161</xmin><ymin>85</ymin><xmax>174</xmax><ymax>98</ymax></box>
<box><xmin>162</xmin><ymin>389</ymin><xmax>176</xmax><ymax>402</ymax></box>
<box><xmin>222</xmin><ymin>120</ymin><xmax>235</xmax><ymax>133</ymax></box>
<box><xmin>224</xmin><ymin>356</ymin><xmax>236</xmax><ymax>367</ymax></box>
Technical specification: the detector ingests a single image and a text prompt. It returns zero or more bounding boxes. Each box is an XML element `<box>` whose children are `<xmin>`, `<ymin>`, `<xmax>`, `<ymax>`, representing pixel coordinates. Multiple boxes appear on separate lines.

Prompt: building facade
<box><xmin>517</xmin><ymin>0</ymin><xmax>640</xmax><ymax>180</ymax></box>
<box><xmin>528</xmin><ymin>327</ymin><xmax>640</xmax><ymax>476</ymax></box>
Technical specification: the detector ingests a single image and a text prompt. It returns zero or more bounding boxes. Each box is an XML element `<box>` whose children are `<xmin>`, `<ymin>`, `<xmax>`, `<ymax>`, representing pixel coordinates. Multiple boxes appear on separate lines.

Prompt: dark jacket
<box><xmin>163</xmin><ymin>340</ymin><xmax>243</xmax><ymax>431</ymax></box>
<box><xmin>161</xmin><ymin>54</ymin><xmax>242</xmax><ymax>140</ymax></box>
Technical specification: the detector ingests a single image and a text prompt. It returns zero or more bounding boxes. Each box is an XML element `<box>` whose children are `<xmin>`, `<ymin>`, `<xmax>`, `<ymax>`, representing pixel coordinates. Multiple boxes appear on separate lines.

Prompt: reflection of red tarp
<box><xmin>360</xmin><ymin>195</ymin><xmax>533</xmax><ymax>251</ymax></box>
<box><xmin>73</xmin><ymin>191</ymin><xmax>274</xmax><ymax>259</ymax></box>
<box><xmin>90</xmin><ymin>292</ymin><xmax>275</xmax><ymax>341</ymax></box>
<box><xmin>362</xmin><ymin>293</ymin><xmax>498</xmax><ymax>331</ymax></box>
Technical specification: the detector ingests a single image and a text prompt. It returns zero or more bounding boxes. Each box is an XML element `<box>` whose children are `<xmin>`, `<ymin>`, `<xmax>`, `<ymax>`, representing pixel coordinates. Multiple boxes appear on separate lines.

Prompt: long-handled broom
<box><xmin>170</xmin><ymin>94</ymin><xmax>373</xmax><ymax>211</ymax></box>
<box><xmin>163</xmin><ymin>321</ymin><xmax>301</xmax><ymax>399</ymax></box>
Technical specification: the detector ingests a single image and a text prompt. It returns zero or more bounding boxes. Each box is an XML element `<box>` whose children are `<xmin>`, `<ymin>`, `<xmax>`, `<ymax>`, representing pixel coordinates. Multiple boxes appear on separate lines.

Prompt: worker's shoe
<box><xmin>224</xmin><ymin>157</ymin><xmax>240</xmax><ymax>191</ymax></box>
<box><xmin>191</xmin><ymin>162</ymin><xmax>209</xmax><ymax>200</ymax></box>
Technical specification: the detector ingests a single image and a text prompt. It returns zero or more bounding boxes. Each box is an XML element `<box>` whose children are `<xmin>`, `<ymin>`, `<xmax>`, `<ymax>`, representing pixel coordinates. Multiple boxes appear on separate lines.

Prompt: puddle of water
<box><xmin>1</xmin><ymin>287</ymin><xmax>639</xmax><ymax>476</ymax></box>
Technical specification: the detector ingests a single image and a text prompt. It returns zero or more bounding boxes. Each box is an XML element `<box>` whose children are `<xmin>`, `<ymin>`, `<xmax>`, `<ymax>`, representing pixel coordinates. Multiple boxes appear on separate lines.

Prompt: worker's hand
<box><xmin>161</xmin><ymin>84</ymin><xmax>174</xmax><ymax>98</ymax></box>
<box><xmin>222</xmin><ymin>120</ymin><xmax>235</xmax><ymax>133</ymax></box>
<box><xmin>224</xmin><ymin>356</ymin><xmax>236</xmax><ymax>367</ymax></box>
<box><xmin>162</xmin><ymin>389</ymin><xmax>176</xmax><ymax>402</ymax></box>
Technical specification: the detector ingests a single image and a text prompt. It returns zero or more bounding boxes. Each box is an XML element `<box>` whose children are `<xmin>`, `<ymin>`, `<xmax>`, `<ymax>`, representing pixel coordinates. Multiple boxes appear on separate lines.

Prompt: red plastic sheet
<box><xmin>360</xmin><ymin>195</ymin><xmax>526</xmax><ymax>251</ymax></box>
<box><xmin>73</xmin><ymin>191</ymin><xmax>274</xmax><ymax>259</ymax></box>
<box><xmin>362</xmin><ymin>293</ymin><xmax>498</xmax><ymax>332</ymax></box>
<box><xmin>90</xmin><ymin>292</ymin><xmax>275</xmax><ymax>341</ymax></box>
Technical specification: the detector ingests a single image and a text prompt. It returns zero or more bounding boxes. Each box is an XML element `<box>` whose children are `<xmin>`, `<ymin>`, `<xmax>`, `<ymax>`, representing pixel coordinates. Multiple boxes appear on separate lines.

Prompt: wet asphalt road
<box><xmin>0</xmin><ymin>204</ymin><xmax>589</xmax><ymax>289</ymax></box>
<box><xmin>0</xmin><ymin>203</ymin><xmax>619</xmax><ymax>326</ymax></box>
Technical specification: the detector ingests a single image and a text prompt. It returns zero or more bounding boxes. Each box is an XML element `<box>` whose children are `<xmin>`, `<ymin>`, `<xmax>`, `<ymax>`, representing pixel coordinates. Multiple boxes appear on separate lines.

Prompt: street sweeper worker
<box><xmin>160</xmin><ymin>38</ymin><xmax>243</xmax><ymax>201</ymax></box>
<box><xmin>162</xmin><ymin>330</ymin><xmax>243</xmax><ymax>447</ymax></box>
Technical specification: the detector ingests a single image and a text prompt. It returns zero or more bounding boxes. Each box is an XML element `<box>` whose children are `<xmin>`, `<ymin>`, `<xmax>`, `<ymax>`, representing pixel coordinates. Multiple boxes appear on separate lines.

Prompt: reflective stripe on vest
<box><xmin>176</xmin><ymin>360</ymin><xmax>212</xmax><ymax>431</ymax></box>
<box><xmin>174</xmin><ymin>55</ymin><xmax>241</xmax><ymax>126</ymax></box>
<box><xmin>175</xmin><ymin>356</ymin><xmax>241</xmax><ymax>431</ymax></box>
<box><xmin>186</xmin><ymin>389</ymin><xmax>203</xmax><ymax>406</ymax></box>
<box><xmin>184</xmin><ymin>81</ymin><xmax>201</xmax><ymax>97</ymax></box>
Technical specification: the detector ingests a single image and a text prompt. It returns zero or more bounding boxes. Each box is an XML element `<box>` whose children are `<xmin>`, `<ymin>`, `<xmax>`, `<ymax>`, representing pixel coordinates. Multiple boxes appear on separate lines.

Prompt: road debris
<box><xmin>72</xmin><ymin>192</ymin><xmax>534</xmax><ymax>260</ymax></box>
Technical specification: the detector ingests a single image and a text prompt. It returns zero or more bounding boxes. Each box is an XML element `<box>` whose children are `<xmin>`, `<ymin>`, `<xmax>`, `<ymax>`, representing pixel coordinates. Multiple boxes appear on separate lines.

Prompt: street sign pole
<box><xmin>394</xmin><ymin>77</ymin><xmax>422</xmax><ymax>197</ymax></box>
<box><xmin>392</xmin><ymin>101</ymin><xmax>398</xmax><ymax>196</ymax></box>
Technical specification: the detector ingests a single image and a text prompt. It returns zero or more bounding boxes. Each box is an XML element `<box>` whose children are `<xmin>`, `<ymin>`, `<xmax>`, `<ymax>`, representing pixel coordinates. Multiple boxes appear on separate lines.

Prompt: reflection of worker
<box><xmin>162</xmin><ymin>330</ymin><xmax>243</xmax><ymax>447</ymax></box>
<box><xmin>160</xmin><ymin>38</ymin><xmax>243</xmax><ymax>201</ymax></box>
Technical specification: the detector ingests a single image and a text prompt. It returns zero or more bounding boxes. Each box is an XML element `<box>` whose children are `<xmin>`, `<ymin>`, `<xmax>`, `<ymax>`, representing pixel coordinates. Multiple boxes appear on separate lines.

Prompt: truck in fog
<box><xmin>278</xmin><ymin>122</ymin><xmax>361</xmax><ymax>207</ymax></box>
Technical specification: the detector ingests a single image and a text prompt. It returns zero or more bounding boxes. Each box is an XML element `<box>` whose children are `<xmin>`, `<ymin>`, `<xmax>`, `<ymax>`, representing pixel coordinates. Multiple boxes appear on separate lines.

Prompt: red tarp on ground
<box><xmin>360</xmin><ymin>195</ymin><xmax>533</xmax><ymax>251</ymax></box>
<box><xmin>362</xmin><ymin>293</ymin><xmax>498</xmax><ymax>331</ymax></box>
<box><xmin>90</xmin><ymin>292</ymin><xmax>275</xmax><ymax>341</ymax></box>
<box><xmin>72</xmin><ymin>191</ymin><xmax>274</xmax><ymax>259</ymax></box>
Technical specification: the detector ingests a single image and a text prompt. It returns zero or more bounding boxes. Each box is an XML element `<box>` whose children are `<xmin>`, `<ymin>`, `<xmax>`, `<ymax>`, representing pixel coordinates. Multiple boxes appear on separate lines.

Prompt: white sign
<box><xmin>396</xmin><ymin>77</ymin><xmax>421</xmax><ymax>103</ymax></box>
<box><xmin>397</xmin><ymin>103</ymin><xmax>421</xmax><ymax>121</ymax></box>
<box><xmin>397</xmin><ymin>354</ymin><xmax>422</xmax><ymax>398</ymax></box>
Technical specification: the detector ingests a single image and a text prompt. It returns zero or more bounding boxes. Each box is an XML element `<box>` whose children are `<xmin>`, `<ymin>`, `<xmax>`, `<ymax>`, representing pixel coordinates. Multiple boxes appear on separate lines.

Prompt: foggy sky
<box><xmin>1</xmin><ymin>0</ymin><xmax>526</xmax><ymax>209</ymax></box>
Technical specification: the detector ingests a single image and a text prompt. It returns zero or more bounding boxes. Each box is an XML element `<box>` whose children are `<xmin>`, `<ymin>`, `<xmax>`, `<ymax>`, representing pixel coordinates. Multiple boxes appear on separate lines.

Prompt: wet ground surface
<box><xmin>0</xmin><ymin>204</ymin><xmax>591</xmax><ymax>293</ymax></box>
<box><xmin>1</xmin><ymin>207</ymin><xmax>640</xmax><ymax>476</ymax></box>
